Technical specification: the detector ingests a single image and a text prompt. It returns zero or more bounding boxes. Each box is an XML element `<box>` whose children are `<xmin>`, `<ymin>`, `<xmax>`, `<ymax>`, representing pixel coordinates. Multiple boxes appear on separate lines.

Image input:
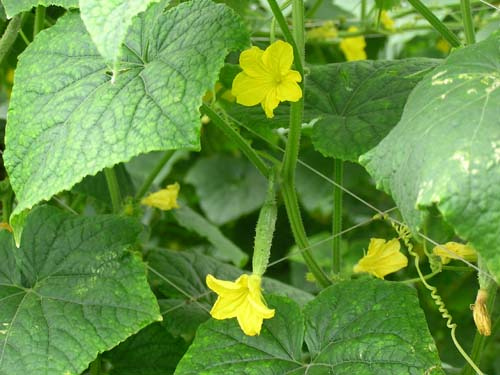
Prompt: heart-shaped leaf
<box><xmin>5</xmin><ymin>0</ymin><xmax>249</xmax><ymax>219</ymax></box>
<box><xmin>0</xmin><ymin>206</ymin><xmax>161</xmax><ymax>374</ymax></box>
<box><xmin>360</xmin><ymin>34</ymin><xmax>500</xmax><ymax>279</ymax></box>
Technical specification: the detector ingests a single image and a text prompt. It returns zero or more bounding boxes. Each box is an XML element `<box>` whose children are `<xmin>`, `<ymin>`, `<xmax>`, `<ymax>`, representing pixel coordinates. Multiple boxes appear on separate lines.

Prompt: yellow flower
<box><xmin>339</xmin><ymin>26</ymin><xmax>367</xmax><ymax>61</ymax></box>
<box><xmin>353</xmin><ymin>238</ymin><xmax>408</xmax><ymax>279</ymax></box>
<box><xmin>432</xmin><ymin>241</ymin><xmax>477</xmax><ymax>265</ymax></box>
<box><xmin>141</xmin><ymin>183</ymin><xmax>180</xmax><ymax>211</ymax></box>
<box><xmin>307</xmin><ymin>21</ymin><xmax>338</xmax><ymax>41</ymax></box>
<box><xmin>231</xmin><ymin>40</ymin><xmax>302</xmax><ymax>118</ymax></box>
<box><xmin>206</xmin><ymin>273</ymin><xmax>275</xmax><ymax>336</ymax></box>
<box><xmin>380</xmin><ymin>11</ymin><xmax>395</xmax><ymax>31</ymax></box>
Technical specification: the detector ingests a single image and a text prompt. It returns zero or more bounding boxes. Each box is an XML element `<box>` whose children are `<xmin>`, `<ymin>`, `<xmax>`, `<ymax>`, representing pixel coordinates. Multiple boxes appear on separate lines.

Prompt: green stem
<box><xmin>407</xmin><ymin>0</ymin><xmax>462</xmax><ymax>47</ymax></box>
<box><xmin>401</xmin><ymin>270</ymin><xmax>441</xmax><ymax>284</ymax></box>
<box><xmin>104</xmin><ymin>167</ymin><xmax>122</xmax><ymax>213</ymax></box>
<box><xmin>0</xmin><ymin>14</ymin><xmax>22</xmax><ymax>64</ymax></box>
<box><xmin>279</xmin><ymin>0</ymin><xmax>330</xmax><ymax>288</ymax></box>
<box><xmin>70</xmin><ymin>194</ymin><xmax>87</xmax><ymax>212</ymax></box>
<box><xmin>332</xmin><ymin>159</ymin><xmax>343</xmax><ymax>274</ymax></box>
<box><xmin>135</xmin><ymin>150</ymin><xmax>175</xmax><ymax>199</ymax></box>
<box><xmin>361</xmin><ymin>0</ymin><xmax>367</xmax><ymax>23</ymax></box>
<box><xmin>266</xmin><ymin>0</ymin><xmax>304</xmax><ymax>75</ymax></box>
<box><xmin>89</xmin><ymin>356</ymin><xmax>101</xmax><ymax>375</ymax></box>
<box><xmin>305</xmin><ymin>0</ymin><xmax>324</xmax><ymax>18</ymax></box>
<box><xmin>460</xmin><ymin>0</ymin><xmax>476</xmax><ymax>45</ymax></box>
<box><xmin>200</xmin><ymin>104</ymin><xmax>269</xmax><ymax>178</ymax></box>
<box><xmin>281</xmin><ymin>184</ymin><xmax>330</xmax><ymax>287</ymax></box>
<box><xmin>2</xmin><ymin>197</ymin><xmax>12</xmax><ymax>223</ymax></box>
<box><xmin>33</xmin><ymin>5</ymin><xmax>46</xmax><ymax>38</ymax></box>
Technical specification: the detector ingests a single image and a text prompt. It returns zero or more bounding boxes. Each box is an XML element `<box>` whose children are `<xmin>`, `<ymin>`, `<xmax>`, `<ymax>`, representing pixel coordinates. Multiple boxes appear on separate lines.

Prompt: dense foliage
<box><xmin>0</xmin><ymin>0</ymin><xmax>499</xmax><ymax>374</ymax></box>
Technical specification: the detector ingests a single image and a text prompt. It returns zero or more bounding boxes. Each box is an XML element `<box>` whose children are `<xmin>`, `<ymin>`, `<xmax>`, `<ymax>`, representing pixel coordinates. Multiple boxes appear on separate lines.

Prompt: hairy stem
<box><xmin>460</xmin><ymin>0</ymin><xmax>476</xmax><ymax>44</ymax></box>
<box><xmin>407</xmin><ymin>0</ymin><xmax>462</xmax><ymax>47</ymax></box>
<box><xmin>278</xmin><ymin>0</ymin><xmax>330</xmax><ymax>287</ymax></box>
<box><xmin>33</xmin><ymin>5</ymin><xmax>46</xmax><ymax>38</ymax></box>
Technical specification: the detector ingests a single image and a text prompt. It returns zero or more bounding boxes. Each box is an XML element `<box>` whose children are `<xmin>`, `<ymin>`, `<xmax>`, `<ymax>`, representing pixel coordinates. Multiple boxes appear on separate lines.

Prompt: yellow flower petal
<box><xmin>141</xmin><ymin>183</ymin><xmax>180</xmax><ymax>211</ymax></box>
<box><xmin>205</xmin><ymin>273</ymin><xmax>275</xmax><ymax>336</ymax></box>
<box><xmin>232</xmin><ymin>72</ymin><xmax>272</xmax><ymax>106</ymax></box>
<box><xmin>432</xmin><ymin>242</ymin><xmax>477</xmax><ymax>265</ymax></box>
<box><xmin>353</xmin><ymin>238</ymin><xmax>408</xmax><ymax>279</ymax></box>
<box><xmin>340</xmin><ymin>27</ymin><xmax>367</xmax><ymax>61</ymax></box>
<box><xmin>277</xmin><ymin>80</ymin><xmax>302</xmax><ymax>102</ymax></box>
<box><xmin>239</xmin><ymin>46</ymin><xmax>268</xmax><ymax>77</ymax></box>
<box><xmin>262</xmin><ymin>88</ymin><xmax>280</xmax><ymax>118</ymax></box>
<box><xmin>262</xmin><ymin>39</ymin><xmax>294</xmax><ymax>76</ymax></box>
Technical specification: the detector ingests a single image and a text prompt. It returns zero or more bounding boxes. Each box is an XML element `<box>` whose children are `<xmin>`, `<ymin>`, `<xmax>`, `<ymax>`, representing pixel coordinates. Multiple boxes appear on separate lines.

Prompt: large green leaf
<box><xmin>175</xmin><ymin>280</ymin><xmax>443</xmax><ymax>374</ymax></box>
<box><xmin>185</xmin><ymin>155</ymin><xmax>267</xmax><ymax>225</ymax></box>
<box><xmin>79</xmin><ymin>0</ymin><xmax>159</xmax><ymax>64</ymax></box>
<box><xmin>4</xmin><ymin>0</ymin><xmax>249</xmax><ymax>218</ymax></box>
<box><xmin>360</xmin><ymin>35</ymin><xmax>500</xmax><ymax>279</ymax></box>
<box><xmin>2</xmin><ymin>0</ymin><xmax>77</xmax><ymax>17</ymax></box>
<box><xmin>0</xmin><ymin>206</ymin><xmax>161</xmax><ymax>375</ymax></box>
<box><xmin>103</xmin><ymin>323</ymin><xmax>187</xmax><ymax>375</ymax></box>
<box><xmin>310</xmin><ymin>59</ymin><xmax>438</xmax><ymax>161</ymax></box>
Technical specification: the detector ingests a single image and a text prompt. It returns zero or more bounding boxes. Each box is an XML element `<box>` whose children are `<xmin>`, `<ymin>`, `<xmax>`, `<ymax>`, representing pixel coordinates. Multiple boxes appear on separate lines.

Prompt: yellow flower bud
<box><xmin>471</xmin><ymin>289</ymin><xmax>491</xmax><ymax>336</ymax></box>
<box><xmin>339</xmin><ymin>27</ymin><xmax>367</xmax><ymax>61</ymax></box>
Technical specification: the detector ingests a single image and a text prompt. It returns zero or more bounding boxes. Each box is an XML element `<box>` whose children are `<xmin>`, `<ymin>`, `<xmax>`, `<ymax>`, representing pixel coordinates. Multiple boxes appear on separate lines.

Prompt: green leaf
<box><xmin>175</xmin><ymin>295</ymin><xmax>304</xmax><ymax>375</ymax></box>
<box><xmin>310</xmin><ymin>59</ymin><xmax>439</xmax><ymax>161</ymax></box>
<box><xmin>185</xmin><ymin>155</ymin><xmax>267</xmax><ymax>225</ymax></box>
<box><xmin>175</xmin><ymin>280</ymin><xmax>443</xmax><ymax>374</ymax></box>
<box><xmin>103</xmin><ymin>323</ymin><xmax>187</xmax><ymax>375</ymax></box>
<box><xmin>2</xmin><ymin>0</ymin><xmax>77</xmax><ymax>18</ymax></box>
<box><xmin>79</xmin><ymin>0</ymin><xmax>159</xmax><ymax>64</ymax></box>
<box><xmin>0</xmin><ymin>206</ymin><xmax>161</xmax><ymax>374</ymax></box>
<box><xmin>172</xmin><ymin>203</ymin><xmax>249</xmax><ymax>267</ymax></box>
<box><xmin>360</xmin><ymin>35</ymin><xmax>500</xmax><ymax>279</ymax></box>
<box><xmin>4</xmin><ymin>0</ymin><xmax>249</xmax><ymax>219</ymax></box>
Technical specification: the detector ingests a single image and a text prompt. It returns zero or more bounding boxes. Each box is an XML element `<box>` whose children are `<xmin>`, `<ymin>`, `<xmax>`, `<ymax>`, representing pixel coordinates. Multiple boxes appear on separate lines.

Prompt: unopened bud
<box><xmin>471</xmin><ymin>289</ymin><xmax>491</xmax><ymax>336</ymax></box>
